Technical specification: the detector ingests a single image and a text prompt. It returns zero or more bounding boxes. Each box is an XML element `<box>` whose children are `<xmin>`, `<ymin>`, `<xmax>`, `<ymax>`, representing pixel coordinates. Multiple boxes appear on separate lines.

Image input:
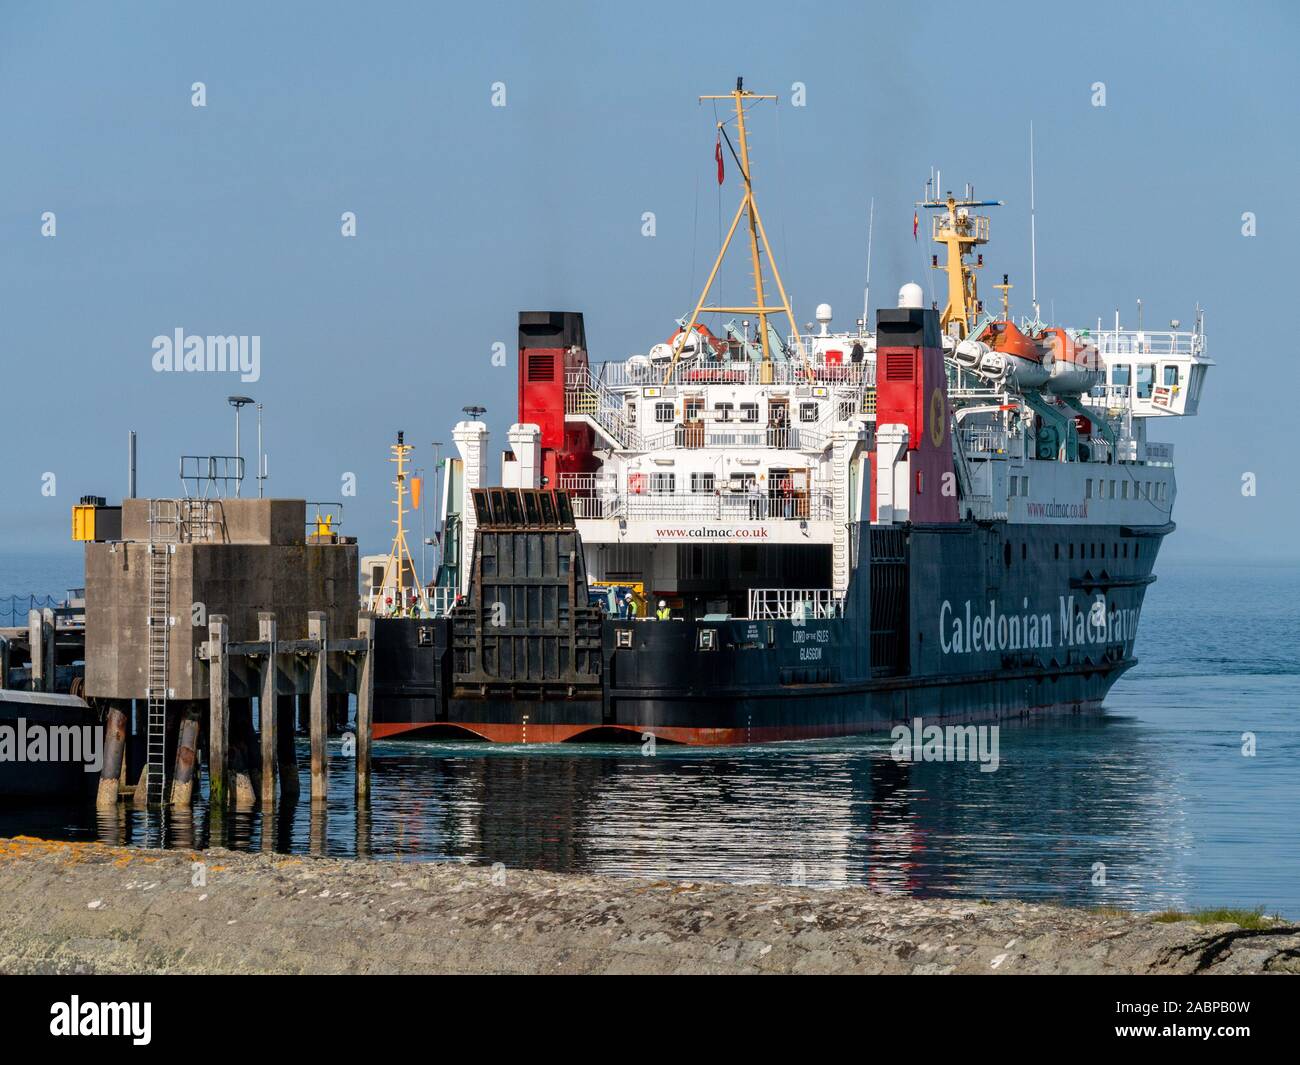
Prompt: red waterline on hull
<box><xmin>371</xmin><ymin>699</ymin><xmax>1102</xmax><ymax>746</ymax></box>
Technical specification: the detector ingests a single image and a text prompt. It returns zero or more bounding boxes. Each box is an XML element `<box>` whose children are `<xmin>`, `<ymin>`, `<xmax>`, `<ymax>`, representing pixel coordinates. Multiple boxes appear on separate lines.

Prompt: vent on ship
<box><xmin>885</xmin><ymin>353</ymin><xmax>914</xmax><ymax>381</ymax></box>
<box><xmin>527</xmin><ymin>352</ymin><xmax>555</xmax><ymax>381</ymax></box>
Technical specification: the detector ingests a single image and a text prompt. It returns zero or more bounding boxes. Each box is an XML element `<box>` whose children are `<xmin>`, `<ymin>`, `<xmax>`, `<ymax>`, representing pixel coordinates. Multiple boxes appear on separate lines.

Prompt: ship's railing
<box><xmin>638</xmin><ymin>423</ymin><xmax>830</xmax><ymax>452</ymax></box>
<box><xmin>958</xmin><ymin>426</ymin><xmax>1009</xmax><ymax>456</ymax></box>
<box><xmin>933</xmin><ymin>213</ymin><xmax>990</xmax><ymax>244</ymax></box>
<box><xmin>748</xmin><ymin>587</ymin><xmax>839</xmax><ymax>621</ymax></box>
<box><xmin>564</xmin><ymin>365</ymin><xmax>643</xmax><ymax>450</ymax></box>
<box><xmin>1093</xmin><ymin>330</ymin><xmax>1205</xmax><ymax>358</ymax></box>
<box><xmin>561</xmin><ymin>485</ymin><xmax>835</xmax><ymax>523</ymax></box>
<box><xmin>625</xmin><ymin>490</ymin><xmax>832</xmax><ymax>522</ymax></box>
<box><xmin>594</xmin><ymin>359</ymin><xmax>871</xmax><ymax>390</ymax></box>
<box><xmin>428</xmin><ymin>586</ymin><xmax>458</xmax><ymax>617</ymax></box>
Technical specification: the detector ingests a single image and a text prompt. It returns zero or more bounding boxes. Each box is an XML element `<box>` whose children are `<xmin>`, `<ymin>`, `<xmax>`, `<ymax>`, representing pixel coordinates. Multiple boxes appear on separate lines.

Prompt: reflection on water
<box><xmin>0</xmin><ymin>711</ymin><xmax>1209</xmax><ymax>912</ymax></box>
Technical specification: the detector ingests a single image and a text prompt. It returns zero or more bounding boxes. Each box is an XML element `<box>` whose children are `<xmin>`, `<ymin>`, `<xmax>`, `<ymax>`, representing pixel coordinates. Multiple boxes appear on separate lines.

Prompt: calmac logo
<box><xmin>928</xmin><ymin>387</ymin><xmax>946</xmax><ymax>447</ymax></box>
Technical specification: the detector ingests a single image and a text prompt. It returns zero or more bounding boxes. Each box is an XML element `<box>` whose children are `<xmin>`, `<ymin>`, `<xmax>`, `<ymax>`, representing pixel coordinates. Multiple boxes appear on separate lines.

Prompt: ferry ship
<box><xmin>370</xmin><ymin>80</ymin><xmax>1212</xmax><ymax>744</ymax></box>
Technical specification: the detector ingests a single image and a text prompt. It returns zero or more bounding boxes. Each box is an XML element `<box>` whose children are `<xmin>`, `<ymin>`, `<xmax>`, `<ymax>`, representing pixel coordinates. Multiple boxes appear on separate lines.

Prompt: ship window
<box><xmin>799</xmin><ymin>402</ymin><xmax>819</xmax><ymax>423</ymax></box>
<box><xmin>1004</xmin><ymin>542</ymin><xmax>1012</xmax><ymax>567</ymax></box>
<box><xmin>1069</xmin><ymin>544</ymin><xmax>1074</xmax><ymax>560</ymax></box>
<box><xmin>1137</xmin><ymin>364</ymin><xmax>1155</xmax><ymax>399</ymax></box>
<box><xmin>740</xmin><ymin>403</ymin><xmax>759</xmax><ymax>423</ymax></box>
<box><xmin>1112</xmin><ymin>363</ymin><xmax>1131</xmax><ymax>387</ymax></box>
<box><xmin>654</xmin><ymin>402</ymin><xmax>675</xmax><ymax>423</ymax></box>
<box><xmin>1163</xmin><ymin>365</ymin><xmax>1180</xmax><ymax>386</ymax></box>
<box><xmin>649</xmin><ymin>473</ymin><xmax>676</xmax><ymax>494</ymax></box>
<box><xmin>713</xmin><ymin>402</ymin><xmax>733</xmax><ymax>422</ymax></box>
<box><xmin>1109</xmin><ymin>480</ymin><xmax>1116</xmax><ymax>499</ymax></box>
<box><xmin>691</xmin><ymin>473</ymin><xmax>715</xmax><ymax>494</ymax></box>
<box><xmin>1090</xmin><ymin>543</ymin><xmax>1095</xmax><ymax>559</ymax></box>
<box><xmin>626</xmin><ymin>402</ymin><xmax>637</xmax><ymax>425</ymax></box>
<box><xmin>1054</xmin><ymin>543</ymin><xmax>1060</xmax><ymax>560</ymax></box>
<box><xmin>1123</xmin><ymin>543</ymin><xmax>1128</xmax><ymax>558</ymax></box>
<box><xmin>1021</xmin><ymin>543</ymin><xmax>1027</xmax><ymax>560</ymax></box>
<box><xmin>1086</xmin><ymin>479</ymin><xmax>1093</xmax><ymax>499</ymax></box>
<box><xmin>684</xmin><ymin>396</ymin><xmax>703</xmax><ymax>421</ymax></box>
<box><xmin>1135</xmin><ymin>544</ymin><xmax>1141</xmax><ymax>559</ymax></box>
<box><xmin>1122</xmin><ymin>481</ymin><xmax>1130</xmax><ymax>500</ymax></box>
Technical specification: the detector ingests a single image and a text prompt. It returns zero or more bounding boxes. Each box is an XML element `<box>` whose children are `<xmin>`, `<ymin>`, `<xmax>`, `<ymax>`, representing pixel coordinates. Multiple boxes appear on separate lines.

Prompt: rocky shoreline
<box><xmin>0</xmin><ymin>836</ymin><xmax>1296</xmax><ymax>975</ymax></box>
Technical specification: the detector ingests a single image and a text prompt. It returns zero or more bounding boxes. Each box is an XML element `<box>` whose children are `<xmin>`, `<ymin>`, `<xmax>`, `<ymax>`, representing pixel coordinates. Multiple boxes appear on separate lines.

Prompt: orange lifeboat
<box><xmin>986</xmin><ymin>320</ymin><xmax>1044</xmax><ymax>363</ymax></box>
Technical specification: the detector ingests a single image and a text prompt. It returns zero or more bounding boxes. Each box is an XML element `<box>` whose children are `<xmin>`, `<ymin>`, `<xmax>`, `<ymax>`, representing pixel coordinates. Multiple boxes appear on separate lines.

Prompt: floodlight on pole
<box><xmin>227</xmin><ymin>395</ymin><xmax>255</xmax><ymax>497</ymax></box>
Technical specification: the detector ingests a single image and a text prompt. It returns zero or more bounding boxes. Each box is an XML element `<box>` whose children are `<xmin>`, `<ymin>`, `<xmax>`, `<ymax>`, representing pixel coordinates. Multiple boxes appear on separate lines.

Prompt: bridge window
<box><xmin>739</xmin><ymin>403</ymin><xmax>760</xmax><ymax>423</ymax></box>
<box><xmin>650</xmin><ymin>473</ymin><xmax>676</xmax><ymax>493</ymax></box>
<box><xmin>1112</xmin><ymin>364</ymin><xmax>1131</xmax><ymax>387</ymax></box>
<box><xmin>691</xmin><ymin>473</ymin><xmax>715</xmax><ymax>493</ymax></box>
<box><xmin>654</xmin><ymin>402</ymin><xmax>675</xmax><ymax>423</ymax></box>
<box><xmin>1163</xmin><ymin>365</ymin><xmax>1180</xmax><ymax>386</ymax></box>
<box><xmin>1137</xmin><ymin>364</ymin><xmax>1155</xmax><ymax>399</ymax></box>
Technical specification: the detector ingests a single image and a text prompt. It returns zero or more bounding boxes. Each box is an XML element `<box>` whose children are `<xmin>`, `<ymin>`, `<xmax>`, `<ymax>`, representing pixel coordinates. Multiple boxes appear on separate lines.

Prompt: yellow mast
<box><xmin>916</xmin><ymin>188</ymin><xmax>1003</xmax><ymax>339</ymax></box>
<box><xmin>664</xmin><ymin>77</ymin><xmax>803</xmax><ymax>385</ymax></box>
<box><xmin>369</xmin><ymin>430</ymin><xmax>426</xmax><ymax>615</ymax></box>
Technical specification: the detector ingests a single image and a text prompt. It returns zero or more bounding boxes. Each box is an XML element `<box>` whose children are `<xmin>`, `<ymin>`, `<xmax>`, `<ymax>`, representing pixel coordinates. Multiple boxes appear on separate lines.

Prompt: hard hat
<box><xmin>659</xmin><ymin>600</ymin><xmax>666</xmax><ymax>608</ymax></box>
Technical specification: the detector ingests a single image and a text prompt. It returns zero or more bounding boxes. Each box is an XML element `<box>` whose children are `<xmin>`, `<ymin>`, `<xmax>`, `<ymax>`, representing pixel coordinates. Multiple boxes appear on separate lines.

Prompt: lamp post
<box><xmin>256</xmin><ymin>402</ymin><xmax>265</xmax><ymax>498</ymax></box>
<box><xmin>227</xmin><ymin>396</ymin><xmax>255</xmax><ymax>496</ymax></box>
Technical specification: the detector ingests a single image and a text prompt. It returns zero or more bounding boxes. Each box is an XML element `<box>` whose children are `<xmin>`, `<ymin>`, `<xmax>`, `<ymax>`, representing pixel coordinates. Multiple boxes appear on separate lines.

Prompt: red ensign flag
<box><xmin>715</xmin><ymin>136</ymin><xmax>724</xmax><ymax>185</ymax></box>
<box><xmin>913</xmin><ymin>211</ymin><xmax>919</xmax><ymax>241</ymax></box>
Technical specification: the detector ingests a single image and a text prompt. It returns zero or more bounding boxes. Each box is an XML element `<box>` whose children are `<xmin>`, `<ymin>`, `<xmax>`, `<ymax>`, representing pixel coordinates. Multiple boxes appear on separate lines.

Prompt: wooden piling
<box><xmin>96</xmin><ymin>704</ymin><xmax>128</xmax><ymax>808</ymax></box>
<box><xmin>208</xmin><ymin>615</ymin><xmax>230</xmax><ymax>808</ymax></box>
<box><xmin>259</xmin><ymin>613</ymin><xmax>278</xmax><ymax>809</ymax></box>
<box><xmin>308</xmin><ymin>611</ymin><xmax>328</xmax><ymax>801</ymax></box>
<box><xmin>230</xmin><ymin>699</ymin><xmax>257</xmax><ymax>811</ymax></box>
<box><xmin>170</xmin><ymin>703</ymin><xmax>202</xmax><ymax>806</ymax></box>
<box><xmin>356</xmin><ymin>615</ymin><xmax>374</xmax><ymax>799</ymax></box>
<box><xmin>277</xmin><ymin>695</ymin><xmax>300</xmax><ymax>801</ymax></box>
<box><xmin>41</xmin><ymin>607</ymin><xmax>56</xmax><ymax>691</ymax></box>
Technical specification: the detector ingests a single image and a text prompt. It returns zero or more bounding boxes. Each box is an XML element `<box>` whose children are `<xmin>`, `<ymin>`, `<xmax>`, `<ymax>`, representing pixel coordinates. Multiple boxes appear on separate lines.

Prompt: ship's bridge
<box><xmin>1085</xmin><ymin>325</ymin><xmax>1213</xmax><ymax>418</ymax></box>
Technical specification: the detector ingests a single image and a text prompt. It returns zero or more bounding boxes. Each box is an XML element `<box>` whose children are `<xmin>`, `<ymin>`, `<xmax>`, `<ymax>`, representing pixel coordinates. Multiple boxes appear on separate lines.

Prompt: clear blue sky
<box><xmin>0</xmin><ymin>0</ymin><xmax>1294</xmax><ymax>562</ymax></box>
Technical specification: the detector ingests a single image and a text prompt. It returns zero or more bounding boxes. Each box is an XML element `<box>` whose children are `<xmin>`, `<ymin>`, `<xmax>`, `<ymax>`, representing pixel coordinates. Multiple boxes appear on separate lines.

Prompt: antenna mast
<box><xmin>664</xmin><ymin>77</ymin><xmax>801</xmax><ymax>384</ymax></box>
<box><xmin>863</xmin><ymin>197</ymin><xmax>875</xmax><ymax>328</ymax></box>
<box><xmin>369</xmin><ymin>430</ymin><xmax>427</xmax><ymax>615</ymax></box>
<box><xmin>1030</xmin><ymin>121</ymin><xmax>1040</xmax><ymax>322</ymax></box>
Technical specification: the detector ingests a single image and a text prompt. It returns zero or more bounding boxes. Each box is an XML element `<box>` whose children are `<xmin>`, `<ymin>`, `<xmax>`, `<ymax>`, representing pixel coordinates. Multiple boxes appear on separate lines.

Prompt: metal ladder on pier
<box><xmin>145</xmin><ymin>500</ymin><xmax>178</xmax><ymax>807</ymax></box>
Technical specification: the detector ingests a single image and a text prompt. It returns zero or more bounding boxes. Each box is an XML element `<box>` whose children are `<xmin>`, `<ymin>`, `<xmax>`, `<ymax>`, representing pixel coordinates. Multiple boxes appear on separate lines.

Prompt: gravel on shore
<box><xmin>1</xmin><ymin>836</ymin><xmax>1296</xmax><ymax>975</ymax></box>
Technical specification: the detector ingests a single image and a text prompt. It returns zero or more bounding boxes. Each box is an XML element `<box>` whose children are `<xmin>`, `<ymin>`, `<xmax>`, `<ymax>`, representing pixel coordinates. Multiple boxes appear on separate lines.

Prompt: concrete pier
<box><xmin>0</xmin><ymin>837</ymin><xmax>1296</xmax><ymax>975</ymax></box>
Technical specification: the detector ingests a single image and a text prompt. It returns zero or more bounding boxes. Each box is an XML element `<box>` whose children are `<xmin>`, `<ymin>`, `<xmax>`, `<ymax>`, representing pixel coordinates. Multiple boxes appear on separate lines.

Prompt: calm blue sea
<box><xmin>2</xmin><ymin>550</ymin><xmax>1297</xmax><ymax>916</ymax></box>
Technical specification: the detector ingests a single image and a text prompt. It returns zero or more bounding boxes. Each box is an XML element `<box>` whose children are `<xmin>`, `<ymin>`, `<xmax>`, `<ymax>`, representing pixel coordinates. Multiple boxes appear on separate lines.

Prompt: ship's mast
<box><xmin>664</xmin><ymin>77</ymin><xmax>802</xmax><ymax>384</ymax></box>
<box><xmin>917</xmin><ymin>187</ymin><xmax>1003</xmax><ymax>339</ymax></box>
<box><xmin>369</xmin><ymin>430</ymin><xmax>426</xmax><ymax>615</ymax></box>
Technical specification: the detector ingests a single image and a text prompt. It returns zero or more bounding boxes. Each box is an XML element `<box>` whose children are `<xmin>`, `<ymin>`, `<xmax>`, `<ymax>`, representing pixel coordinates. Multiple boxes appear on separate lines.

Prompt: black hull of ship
<box><xmin>373</xmin><ymin>519</ymin><xmax>1168</xmax><ymax>745</ymax></box>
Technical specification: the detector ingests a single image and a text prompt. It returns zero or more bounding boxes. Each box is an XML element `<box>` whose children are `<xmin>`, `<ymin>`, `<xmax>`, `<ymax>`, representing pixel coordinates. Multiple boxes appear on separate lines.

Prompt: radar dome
<box><xmin>898</xmin><ymin>283</ymin><xmax>924</xmax><ymax>309</ymax></box>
